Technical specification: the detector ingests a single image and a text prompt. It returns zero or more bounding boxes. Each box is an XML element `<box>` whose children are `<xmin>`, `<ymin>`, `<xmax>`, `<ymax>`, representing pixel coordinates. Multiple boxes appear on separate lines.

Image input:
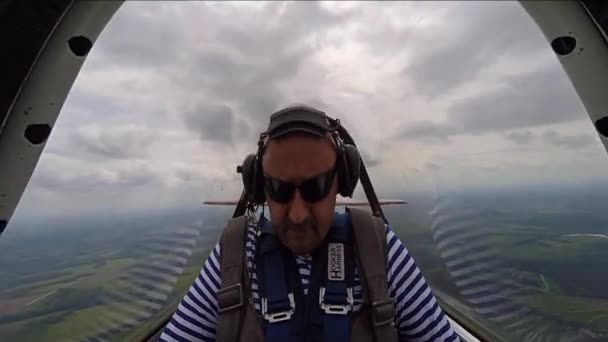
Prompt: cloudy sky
<box><xmin>12</xmin><ymin>1</ymin><xmax>608</xmax><ymax>221</ymax></box>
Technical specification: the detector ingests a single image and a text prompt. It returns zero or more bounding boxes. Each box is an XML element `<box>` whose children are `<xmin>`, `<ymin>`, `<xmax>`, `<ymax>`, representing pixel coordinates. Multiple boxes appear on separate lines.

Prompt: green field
<box><xmin>0</xmin><ymin>209</ymin><xmax>227</xmax><ymax>342</ymax></box>
<box><xmin>381</xmin><ymin>190</ymin><xmax>608</xmax><ymax>341</ymax></box>
<box><xmin>0</xmin><ymin>252</ymin><xmax>216</xmax><ymax>341</ymax></box>
<box><xmin>523</xmin><ymin>294</ymin><xmax>608</xmax><ymax>330</ymax></box>
<box><xmin>2</xmin><ymin>188</ymin><xmax>608</xmax><ymax>341</ymax></box>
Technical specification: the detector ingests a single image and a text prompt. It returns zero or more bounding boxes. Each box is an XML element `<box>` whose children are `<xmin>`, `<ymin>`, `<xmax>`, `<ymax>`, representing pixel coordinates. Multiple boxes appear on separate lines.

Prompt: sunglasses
<box><xmin>263</xmin><ymin>167</ymin><xmax>337</xmax><ymax>203</ymax></box>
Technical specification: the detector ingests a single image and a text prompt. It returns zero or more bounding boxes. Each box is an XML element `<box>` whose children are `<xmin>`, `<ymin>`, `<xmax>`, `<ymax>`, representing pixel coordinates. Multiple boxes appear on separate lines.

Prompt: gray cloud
<box><xmin>22</xmin><ymin>1</ymin><xmax>605</xmax><ymax>218</ymax></box>
<box><xmin>93</xmin><ymin>2</ymin><xmax>354</xmax><ymax>146</ymax></box>
<box><xmin>91</xmin><ymin>3</ymin><xmax>187</xmax><ymax>69</ymax></box>
<box><xmin>95</xmin><ymin>1</ymin><xmax>565</xmax><ymax>152</ymax></box>
<box><xmin>31</xmin><ymin>160</ymin><xmax>163</xmax><ymax>193</ymax></box>
<box><xmin>425</xmin><ymin>162</ymin><xmax>441</xmax><ymax>172</ymax></box>
<box><xmin>395</xmin><ymin>65</ymin><xmax>586</xmax><ymax>142</ymax></box>
<box><xmin>353</xmin><ymin>3</ymin><xmax>429</xmax><ymax>56</ymax></box>
<box><xmin>396</xmin><ymin>120</ymin><xmax>451</xmax><ymax>144</ymax></box>
<box><xmin>62</xmin><ymin>88</ymin><xmax>131</xmax><ymax>124</ymax></box>
<box><xmin>182</xmin><ymin>103</ymin><xmax>246</xmax><ymax>143</ymax></box>
<box><xmin>334</xmin><ymin>1</ymin><xmax>589</xmax><ymax>146</ymax></box>
<box><xmin>501</xmin><ymin>129</ymin><xmax>597</xmax><ymax>150</ymax></box>
<box><xmin>448</xmin><ymin>66</ymin><xmax>583</xmax><ymax>132</ymax></box>
<box><xmin>542</xmin><ymin>130</ymin><xmax>597</xmax><ymax>150</ymax></box>
<box><xmin>364</xmin><ymin>158</ymin><xmax>381</xmax><ymax>169</ymax></box>
<box><xmin>358</xmin><ymin>147</ymin><xmax>382</xmax><ymax>169</ymax></box>
<box><xmin>399</xmin><ymin>2</ymin><xmax>543</xmax><ymax>99</ymax></box>
<box><xmin>504</xmin><ymin>130</ymin><xmax>535</xmax><ymax>145</ymax></box>
<box><xmin>70</xmin><ymin>124</ymin><xmax>158</xmax><ymax>159</ymax></box>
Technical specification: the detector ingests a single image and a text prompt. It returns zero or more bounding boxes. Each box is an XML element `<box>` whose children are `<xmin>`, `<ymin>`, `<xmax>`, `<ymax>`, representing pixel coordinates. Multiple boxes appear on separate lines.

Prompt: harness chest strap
<box><xmin>319</xmin><ymin>213</ymin><xmax>355</xmax><ymax>342</ymax></box>
<box><xmin>259</xmin><ymin>234</ymin><xmax>294</xmax><ymax>342</ymax></box>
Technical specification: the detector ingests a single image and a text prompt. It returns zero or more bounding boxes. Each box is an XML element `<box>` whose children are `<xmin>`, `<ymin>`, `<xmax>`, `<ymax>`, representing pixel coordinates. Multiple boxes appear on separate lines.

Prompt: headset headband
<box><xmin>233</xmin><ymin>105</ymin><xmax>388</xmax><ymax>224</ymax></box>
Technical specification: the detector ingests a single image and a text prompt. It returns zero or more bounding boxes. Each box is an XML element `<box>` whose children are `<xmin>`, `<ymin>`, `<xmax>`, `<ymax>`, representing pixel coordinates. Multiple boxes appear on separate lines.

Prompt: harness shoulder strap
<box><xmin>348</xmin><ymin>207</ymin><xmax>398</xmax><ymax>342</ymax></box>
<box><xmin>256</xmin><ymin>217</ymin><xmax>296</xmax><ymax>342</ymax></box>
<box><xmin>217</xmin><ymin>215</ymin><xmax>249</xmax><ymax>342</ymax></box>
<box><xmin>318</xmin><ymin>213</ymin><xmax>355</xmax><ymax>342</ymax></box>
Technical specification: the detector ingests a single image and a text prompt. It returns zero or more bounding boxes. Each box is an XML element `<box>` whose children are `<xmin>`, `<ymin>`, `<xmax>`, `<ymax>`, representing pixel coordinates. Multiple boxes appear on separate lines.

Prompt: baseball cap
<box><xmin>265</xmin><ymin>105</ymin><xmax>334</xmax><ymax>140</ymax></box>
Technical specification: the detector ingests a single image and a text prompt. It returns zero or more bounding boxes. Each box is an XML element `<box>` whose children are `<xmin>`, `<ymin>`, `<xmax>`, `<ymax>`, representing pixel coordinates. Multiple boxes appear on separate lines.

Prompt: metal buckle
<box><xmin>319</xmin><ymin>287</ymin><xmax>354</xmax><ymax>315</ymax></box>
<box><xmin>371</xmin><ymin>299</ymin><xmax>395</xmax><ymax>327</ymax></box>
<box><xmin>217</xmin><ymin>283</ymin><xmax>243</xmax><ymax>313</ymax></box>
<box><xmin>261</xmin><ymin>293</ymin><xmax>295</xmax><ymax>323</ymax></box>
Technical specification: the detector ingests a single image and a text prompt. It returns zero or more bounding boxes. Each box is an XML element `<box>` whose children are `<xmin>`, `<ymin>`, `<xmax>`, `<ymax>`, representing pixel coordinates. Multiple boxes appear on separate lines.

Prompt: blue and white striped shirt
<box><xmin>160</xmin><ymin>221</ymin><xmax>459</xmax><ymax>342</ymax></box>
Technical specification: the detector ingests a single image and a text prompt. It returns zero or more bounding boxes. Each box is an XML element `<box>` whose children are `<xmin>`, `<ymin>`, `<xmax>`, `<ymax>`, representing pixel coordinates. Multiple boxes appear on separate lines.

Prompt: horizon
<box><xmin>4</xmin><ymin>178</ymin><xmax>608</xmax><ymax>237</ymax></box>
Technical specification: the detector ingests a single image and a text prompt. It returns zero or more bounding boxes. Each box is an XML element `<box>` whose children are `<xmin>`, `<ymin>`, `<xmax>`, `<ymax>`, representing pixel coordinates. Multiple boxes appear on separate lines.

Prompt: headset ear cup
<box><xmin>253</xmin><ymin>155</ymin><xmax>265</xmax><ymax>204</ymax></box>
<box><xmin>240</xmin><ymin>153</ymin><xmax>266</xmax><ymax>205</ymax></box>
<box><xmin>336</xmin><ymin>146</ymin><xmax>348</xmax><ymax>197</ymax></box>
<box><xmin>240</xmin><ymin>154</ymin><xmax>257</xmax><ymax>201</ymax></box>
<box><xmin>342</xmin><ymin>144</ymin><xmax>361</xmax><ymax>197</ymax></box>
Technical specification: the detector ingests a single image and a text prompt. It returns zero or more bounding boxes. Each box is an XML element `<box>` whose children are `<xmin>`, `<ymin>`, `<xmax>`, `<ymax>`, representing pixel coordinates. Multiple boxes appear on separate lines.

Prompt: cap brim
<box><xmin>269</xmin><ymin>125</ymin><xmax>326</xmax><ymax>139</ymax></box>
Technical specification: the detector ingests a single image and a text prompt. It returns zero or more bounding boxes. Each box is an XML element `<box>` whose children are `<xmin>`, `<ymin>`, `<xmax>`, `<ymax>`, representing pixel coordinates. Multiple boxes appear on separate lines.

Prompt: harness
<box><xmin>255</xmin><ymin>212</ymin><xmax>355</xmax><ymax>342</ymax></box>
<box><xmin>216</xmin><ymin>207</ymin><xmax>398</xmax><ymax>342</ymax></box>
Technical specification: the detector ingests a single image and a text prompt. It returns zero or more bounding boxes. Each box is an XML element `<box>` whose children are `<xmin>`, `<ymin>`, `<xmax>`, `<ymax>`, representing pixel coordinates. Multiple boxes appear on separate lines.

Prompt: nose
<box><xmin>288</xmin><ymin>189</ymin><xmax>310</xmax><ymax>225</ymax></box>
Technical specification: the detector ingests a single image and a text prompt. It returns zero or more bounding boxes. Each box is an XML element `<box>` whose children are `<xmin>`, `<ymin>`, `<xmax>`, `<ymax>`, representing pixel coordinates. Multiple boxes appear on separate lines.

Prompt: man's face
<box><xmin>261</xmin><ymin>132</ymin><xmax>338</xmax><ymax>255</ymax></box>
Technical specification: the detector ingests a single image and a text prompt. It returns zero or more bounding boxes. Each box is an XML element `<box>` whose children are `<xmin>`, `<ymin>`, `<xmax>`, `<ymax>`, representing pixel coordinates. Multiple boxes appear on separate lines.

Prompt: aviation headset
<box><xmin>238</xmin><ymin>105</ymin><xmax>361</xmax><ymax>205</ymax></box>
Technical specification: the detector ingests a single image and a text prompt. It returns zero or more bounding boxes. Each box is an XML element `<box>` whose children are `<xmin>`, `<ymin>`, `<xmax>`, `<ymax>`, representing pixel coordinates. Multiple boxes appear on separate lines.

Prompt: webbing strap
<box><xmin>321</xmin><ymin>213</ymin><xmax>353</xmax><ymax>342</ymax></box>
<box><xmin>257</xmin><ymin>218</ymin><xmax>294</xmax><ymax>342</ymax></box>
<box><xmin>349</xmin><ymin>207</ymin><xmax>398</xmax><ymax>342</ymax></box>
<box><xmin>262</xmin><ymin>250</ymin><xmax>293</xmax><ymax>341</ymax></box>
<box><xmin>217</xmin><ymin>215</ymin><xmax>248</xmax><ymax>342</ymax></box>
<box><xmin>322</xmin><ymin>281</ymin><xmax>352</xmax><ymax>341</ymax></box>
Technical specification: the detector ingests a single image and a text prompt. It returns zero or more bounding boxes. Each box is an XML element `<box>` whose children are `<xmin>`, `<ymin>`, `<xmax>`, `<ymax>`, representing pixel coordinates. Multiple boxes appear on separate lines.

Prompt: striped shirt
<box><xmin>160</xmin><ymin>220</ymin><xmax>459</xmax><ymax>342</ymax></box>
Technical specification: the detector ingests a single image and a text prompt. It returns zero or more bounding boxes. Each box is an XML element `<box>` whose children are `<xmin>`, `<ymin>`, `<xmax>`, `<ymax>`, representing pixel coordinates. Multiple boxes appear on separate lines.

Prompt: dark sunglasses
<box><xmin>263</xmin><ymin>167</ymin><xmax>337</xmax><ymax>204</ymax></box>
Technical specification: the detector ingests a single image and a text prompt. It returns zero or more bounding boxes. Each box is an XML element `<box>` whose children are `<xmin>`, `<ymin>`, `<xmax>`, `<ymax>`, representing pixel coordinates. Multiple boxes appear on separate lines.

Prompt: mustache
<box><xmin>284</xmin><ymin>217</ymin><xmax>319</xmax><ymax>236</ymax></box>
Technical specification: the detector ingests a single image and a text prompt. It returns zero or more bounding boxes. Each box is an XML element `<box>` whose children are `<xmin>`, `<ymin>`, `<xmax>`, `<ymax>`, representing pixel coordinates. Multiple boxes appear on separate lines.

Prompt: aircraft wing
<box><xmin>203</xmin><ymin>199</ymin><xmax>406</xmax><ymax>206</ymax></box>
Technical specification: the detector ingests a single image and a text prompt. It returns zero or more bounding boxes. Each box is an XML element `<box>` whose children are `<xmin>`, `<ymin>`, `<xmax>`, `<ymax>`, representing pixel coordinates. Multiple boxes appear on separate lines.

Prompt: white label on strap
<box><xmin>328</xmin><ymin>243</ymin><xmax>345</xmax><ymax>281</ymax></box>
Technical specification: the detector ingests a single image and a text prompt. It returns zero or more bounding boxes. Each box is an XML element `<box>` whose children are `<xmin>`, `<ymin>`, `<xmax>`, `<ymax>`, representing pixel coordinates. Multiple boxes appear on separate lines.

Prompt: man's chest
<box><xmin>243</xmin><ymin>232</ymin><xmax>365</xmax><ymax>313</ymax></box>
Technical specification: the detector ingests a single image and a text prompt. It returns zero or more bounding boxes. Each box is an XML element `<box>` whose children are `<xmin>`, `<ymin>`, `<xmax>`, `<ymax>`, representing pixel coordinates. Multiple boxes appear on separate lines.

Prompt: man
<box><xmin>159</xmin><ymin>105</ymin><xmax>459</xmax><ymax>342</ymax></box>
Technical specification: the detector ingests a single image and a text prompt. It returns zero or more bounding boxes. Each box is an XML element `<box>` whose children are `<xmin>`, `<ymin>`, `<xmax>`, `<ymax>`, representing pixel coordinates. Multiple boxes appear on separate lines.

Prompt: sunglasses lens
<box><xmin>264</xmin><ymin>177</ymin><xmax>294</xmax><ymax>203</ymax></box>
<box><xmin>263</xmin><ymin>168</ymin><xmax>335</xmax><ymax>203</ymax></box>
<box><xmin>300</xmin><ymin>169</ymin><xmax>334</xmax><ymax>202</ymax></box>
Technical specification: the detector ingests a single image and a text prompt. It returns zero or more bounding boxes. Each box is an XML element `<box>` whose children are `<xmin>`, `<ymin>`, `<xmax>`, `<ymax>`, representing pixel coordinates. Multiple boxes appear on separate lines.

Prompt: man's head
<box><xmin>261</xmin><ymin>130</ymin><xmax>338</xmax><ymax>255</ymax></box>
<box><xmin>259</xmin><ymin>105</ymin><xmax>342</xmax><ymax>255</ymax></box>
<box><xmin>238</xmin><ymin>105</ymin><xmax>361</xmax><ymax>254</ymax></box>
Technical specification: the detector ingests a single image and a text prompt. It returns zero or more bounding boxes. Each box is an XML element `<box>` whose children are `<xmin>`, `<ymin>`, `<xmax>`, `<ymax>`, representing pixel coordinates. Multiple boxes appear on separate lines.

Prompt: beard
<box><xmin>285</xmin><ymin>216</ymin><xmax>319</xmax><ymax>237</ymax></box>
<box><xmin>277</xmin><ymin>216</ymin><xmax>323</xmax><ymax>255</ymax></box>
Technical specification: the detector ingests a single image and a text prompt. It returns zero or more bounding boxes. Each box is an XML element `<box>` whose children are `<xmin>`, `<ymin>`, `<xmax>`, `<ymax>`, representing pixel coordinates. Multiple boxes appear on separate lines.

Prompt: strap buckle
<box><xmin>261</xmin><ymin>293</ymin><xmax>295</xmax><ymax>323</ymax></box>
<box><xmin>319</xmin><ymin>287</ymin><xmax>354</xmax><ymax>315</ymax></box>
<box><xmin>217</xmin><ymin>283</ymin><xmax>243</xmax><ymax>313</ymax></box>
<box><xmin>371</xmin><ymin>299</ymin><xmax>395</xmax><ymax>327</ymax></box>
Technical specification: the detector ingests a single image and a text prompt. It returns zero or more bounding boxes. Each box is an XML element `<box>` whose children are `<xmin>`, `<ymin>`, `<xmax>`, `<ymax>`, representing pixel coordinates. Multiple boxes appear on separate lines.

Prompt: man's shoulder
<box><xmin>214</xmin><ymin>217</ymin><xmax>258</xmax><ymax>256</ymax></box>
